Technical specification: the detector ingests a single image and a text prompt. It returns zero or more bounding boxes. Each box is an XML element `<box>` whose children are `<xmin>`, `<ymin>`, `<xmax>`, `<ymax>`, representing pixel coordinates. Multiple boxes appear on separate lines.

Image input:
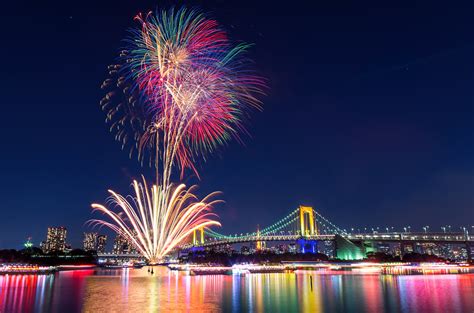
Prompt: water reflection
<box><xmin>0</xmin><ymin>267</ymin><xmax>473</xmax><ymax>312</ymax></box>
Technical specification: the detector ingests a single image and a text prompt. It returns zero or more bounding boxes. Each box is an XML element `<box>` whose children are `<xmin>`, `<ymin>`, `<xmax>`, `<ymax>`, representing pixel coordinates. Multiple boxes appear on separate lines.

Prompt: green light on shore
<box><xmin>24</xmin><ymin>241</ymin><xmax>33</xmax><ymax>248</ymax></box>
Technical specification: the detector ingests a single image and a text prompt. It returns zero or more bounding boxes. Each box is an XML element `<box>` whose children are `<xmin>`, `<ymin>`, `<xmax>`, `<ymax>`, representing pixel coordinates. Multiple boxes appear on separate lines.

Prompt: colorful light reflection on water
<box><xmin>0</xmin><ymin>268</ymin><xmax>473</xmax><ymax>312</ymax></box>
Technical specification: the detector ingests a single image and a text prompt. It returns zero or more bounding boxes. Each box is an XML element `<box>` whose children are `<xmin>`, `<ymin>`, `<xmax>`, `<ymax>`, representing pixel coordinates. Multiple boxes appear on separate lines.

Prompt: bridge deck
<box><xmin>184</xmin><ymin>232</ymin><xmax>473</xmax><ymax>249</ymax></box>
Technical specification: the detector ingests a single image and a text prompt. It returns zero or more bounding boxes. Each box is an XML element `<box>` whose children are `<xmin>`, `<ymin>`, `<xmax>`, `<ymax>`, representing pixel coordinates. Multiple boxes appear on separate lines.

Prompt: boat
<box><xmin>0</xmin><ymin>264</ymin><xmax>56</xmax><ymax>274</ymax></box>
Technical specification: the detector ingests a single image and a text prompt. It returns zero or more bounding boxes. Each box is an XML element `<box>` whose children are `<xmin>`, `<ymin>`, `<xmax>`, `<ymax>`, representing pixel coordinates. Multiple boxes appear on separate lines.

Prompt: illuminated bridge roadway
<box><xmin>185</xmin><ymin>233</ymin><xmax>474</xmax><ymax>248</ymax></box>
<box><xmin>181</xmin><ymin>206</ymin><xmax>473</xmax><ymax>260</ymax></box>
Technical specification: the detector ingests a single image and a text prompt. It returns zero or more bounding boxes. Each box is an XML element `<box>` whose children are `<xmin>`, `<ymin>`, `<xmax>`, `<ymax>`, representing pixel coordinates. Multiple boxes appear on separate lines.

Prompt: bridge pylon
<box><xmin>256</xmin><ymin>225</ymin><xmax>264</xmax><ymax>250</ymax></box>
<box><xmin>299</xmin><ymin>206</ymin><xmax>319</xmax><ymax>237</ymax></box>
<box><xmin>193</xmin><ymin>227</ymin><xmax>205</xmax><ymax>245</ymax></box>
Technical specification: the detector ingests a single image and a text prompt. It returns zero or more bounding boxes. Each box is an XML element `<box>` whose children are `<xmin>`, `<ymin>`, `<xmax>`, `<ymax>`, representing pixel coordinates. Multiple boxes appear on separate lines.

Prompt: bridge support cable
<box><xmin>312</xmin><ymin>209</ymin><xmax>346</xmax><ymax>235</ymax></box>
<box><xmin>196</xmin><ymin>206</ymin><xmax>347</xmax><ymax>246</ymax></box>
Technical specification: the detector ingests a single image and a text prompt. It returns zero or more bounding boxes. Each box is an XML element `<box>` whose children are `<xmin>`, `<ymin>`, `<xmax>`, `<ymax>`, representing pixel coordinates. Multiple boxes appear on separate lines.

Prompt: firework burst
<box><xmin>93</xmin><ymin>7</ymin><xmax>264</xmax><ymax>262</ymax></box>
<box><xmin>101</xmin><ymin>7</ymin><xmax>265</xmax><ymax>182</ymax></box>
<box><xmin>90</xmin><ymin>177</ymin><xmax>221</xmax><ymax>263</ymax></box>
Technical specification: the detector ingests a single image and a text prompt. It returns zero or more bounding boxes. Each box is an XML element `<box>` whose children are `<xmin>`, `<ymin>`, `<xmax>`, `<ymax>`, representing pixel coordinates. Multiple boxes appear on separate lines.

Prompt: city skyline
<box><xmin>1</xmin><ymin>0</ymin><xmax>473</xmax><ymax>248</ymax></box>
<box><xmin>25</xmin><ymin>218</ymin><xmax>474</xmax><ymax>261</ymax></box>
<box><xmin>17</xmin><ymin>222</ymin><xmax>472</xmax><ymax>263</ymax></box>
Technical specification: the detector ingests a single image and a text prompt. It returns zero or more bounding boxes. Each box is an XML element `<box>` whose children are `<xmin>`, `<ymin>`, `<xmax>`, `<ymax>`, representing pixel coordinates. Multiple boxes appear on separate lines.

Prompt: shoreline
<box><xmin>168</xmin><ymin>262</ymin><xmax>474</xmax><ymax>276</ymax></box>
<box><xmin>1</xmin><ymin>261</ymin><xmax>473</xmax><ymax>276</ymax></box>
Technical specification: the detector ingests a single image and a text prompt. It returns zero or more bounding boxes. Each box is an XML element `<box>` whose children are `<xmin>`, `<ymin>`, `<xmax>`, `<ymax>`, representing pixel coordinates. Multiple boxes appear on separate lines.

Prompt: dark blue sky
<box><xmin>1</xmin><ymin>0</ymin><xmax>473</xmax><ymax>248</ymax></box>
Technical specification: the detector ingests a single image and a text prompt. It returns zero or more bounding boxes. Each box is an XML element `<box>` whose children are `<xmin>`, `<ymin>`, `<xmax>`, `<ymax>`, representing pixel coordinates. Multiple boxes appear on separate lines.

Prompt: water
<box><xmin>1</xmin><ymin>267</ymin><xmax>473</xmax><ymax>312</ymax></box>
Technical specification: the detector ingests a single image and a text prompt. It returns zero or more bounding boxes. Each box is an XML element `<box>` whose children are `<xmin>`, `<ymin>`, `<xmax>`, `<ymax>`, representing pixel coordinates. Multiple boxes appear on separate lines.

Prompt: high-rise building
<box><xmin>83</xmin><ymin>232</ymin><xmax>98</xmax><ymax>251</ymax></box>
<box><xmin>83</xmin><ymin>232</ymin><xmax>108</xmax><ymax>253</ymax></box>
<box><xmin>42</xmin><ymin>227</ymin><xmax>67</xmax><ymax>253</ymax></box>
<box><xmin>129</xmin><ymin>231</ymin><xmax>138</xmax><ymax>254</ymax></box>
<box><xmin>113</xmin><ymin>234</ymin><xmax>129</xmax><ymax>254</ymax></box>
<box><xmin>111</xmin><ymin>232</ymin><xmax>139</xmax><ymax>254</ymax></box>
<box><xmin>97</xmin><ymin>235</ymin><xmax>107</xmax><ymax>253</ymax></box>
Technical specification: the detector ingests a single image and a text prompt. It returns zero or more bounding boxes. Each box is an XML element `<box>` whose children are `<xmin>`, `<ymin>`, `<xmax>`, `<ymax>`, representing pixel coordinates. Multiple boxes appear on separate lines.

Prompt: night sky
<box><xmin>1</xmin><ymin>0</ymin><xmax>473</xmax><ymax>248</ymax></box>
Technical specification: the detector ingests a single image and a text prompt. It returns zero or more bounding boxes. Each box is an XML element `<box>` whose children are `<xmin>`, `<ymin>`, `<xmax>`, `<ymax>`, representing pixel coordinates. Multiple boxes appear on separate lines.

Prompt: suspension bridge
<box><xmin>183</xmin><ymin>206</ymin><xmax>473</xmax><ymax>260</ymax></box>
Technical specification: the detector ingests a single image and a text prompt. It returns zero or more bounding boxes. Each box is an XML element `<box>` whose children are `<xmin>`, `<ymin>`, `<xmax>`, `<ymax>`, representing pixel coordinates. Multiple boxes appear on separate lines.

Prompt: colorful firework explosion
<box><xmin>101</xmin><ymin>7</ymin><xmax>264</xmax><ymax>181</ymax></box>
<box><xmin>94</xmin><ymin>7</ymin><xmax>264</xmax><ymax>262</ymax></box>
<box><xmin>90</xmin><ymin>177</ymin><xmax>221</xmax><ymax>263</ymax></box>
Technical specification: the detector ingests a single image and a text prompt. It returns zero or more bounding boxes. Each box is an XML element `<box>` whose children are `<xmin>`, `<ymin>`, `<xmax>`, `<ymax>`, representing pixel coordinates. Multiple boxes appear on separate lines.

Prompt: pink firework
<box><xmin>121</xmin><ymin>7</ymin><xmax>265</xmax><ymax>180</ymax></box>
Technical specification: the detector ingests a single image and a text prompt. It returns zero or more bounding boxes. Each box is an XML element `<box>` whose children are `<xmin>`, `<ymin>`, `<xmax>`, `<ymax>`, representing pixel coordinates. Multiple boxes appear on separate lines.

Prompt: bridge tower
<box><xmin>193</xmin><ymin>227</ymin><xmax>205</xmax><ymax>245</ymax></box>
<box><xmin>298</xmin><ymin>206</ymin><xmax>319</xmax><ymax>253</ymax></box>
<box><xmin>299</xmin><ymin>206</ymin><xmax>318</xmax><ymax>237</ymax></box>
<box><xmin>256</xmin><ymin>225</ymin><xmax>263</xmax><ymax>250</ymax></box>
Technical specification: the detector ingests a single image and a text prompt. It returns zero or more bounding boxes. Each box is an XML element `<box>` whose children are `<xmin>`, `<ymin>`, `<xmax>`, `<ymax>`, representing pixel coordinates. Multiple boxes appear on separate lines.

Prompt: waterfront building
<box><xmin>375</xmin><ymin>243</ymin><xmax>392</xmax><ymax>254</ymax></box>
<box><xmin>112</xmin><ymin>232</ymin><xmax>140</xmax><ymax>254</ymax></box>
<box><xmin>318</xmin><ymin>240</ymin><xmax>335</xmax><ymax>257</ymax></box>
<box><xmin>97</xmin><ymin>235</ymin><xmax>107</xmax><ymax>253</ymax></box>
<box><xmin>209</xmin><ymin>244</ymin><xmax>234</xmax><ymax>255</ymax></box>
<box><xmin>83</xmin><ymin>232</ymin><xmax>98</xmax><ymax>251</ymax></box>
<box><xmin>83</xmin><ymin>232</ymin><xmax>107</xmax><ymax>252</ymax></box>
<box><xmin>288</xmin><ymin>243</ymin><xmax>297</xmax><ymax>254</ymax></box>
<box><xmin>42</xmin><ymin>227</ymin><xmax>67</xmax><ymax>253</ymax></box>
<box><xmin>113</xmin><ymin>234</ymin><xmax>129</xmax><ymax>254</ymax></box>
<box><xmin>129</xmin><ymin>231</ymin><xmax>138</xmax><ymax>254</ymax></box>
<box><xmin>420</xmin><ymin>242</ymin><xmax>438</xmax><ymax>255</ymax></box>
